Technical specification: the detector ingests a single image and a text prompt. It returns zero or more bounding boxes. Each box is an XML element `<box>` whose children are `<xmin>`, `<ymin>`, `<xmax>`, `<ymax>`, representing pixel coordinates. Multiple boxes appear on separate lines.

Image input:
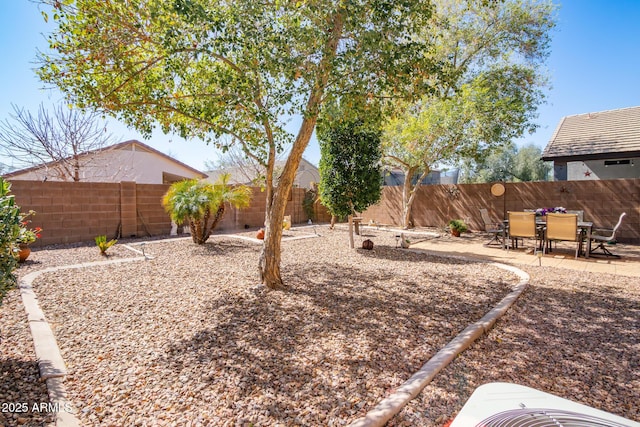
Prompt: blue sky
<box><xmin>1</xmin><ymin>1</ymin><xmax>639</xmax><ymax>171</ymax></box>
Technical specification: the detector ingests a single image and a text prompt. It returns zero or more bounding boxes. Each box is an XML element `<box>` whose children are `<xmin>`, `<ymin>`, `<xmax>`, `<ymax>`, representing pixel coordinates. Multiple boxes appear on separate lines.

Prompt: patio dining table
<box><xmin>502</xmin><ymin>218</ymin><xmax>594</xmax><ymax>258</ymax></box>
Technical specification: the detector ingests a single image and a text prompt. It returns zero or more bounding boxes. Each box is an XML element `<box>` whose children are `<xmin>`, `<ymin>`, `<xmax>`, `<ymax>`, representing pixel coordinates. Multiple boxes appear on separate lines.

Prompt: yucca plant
<box><xmin>95</xmin><ymin>235</ymin><xmax>117</xmax><ymax>256</ymax></box>
<box><xmin>162</xmin><ymin>174</ymin><xmax>252</xmax><ymax>245</ymax></box>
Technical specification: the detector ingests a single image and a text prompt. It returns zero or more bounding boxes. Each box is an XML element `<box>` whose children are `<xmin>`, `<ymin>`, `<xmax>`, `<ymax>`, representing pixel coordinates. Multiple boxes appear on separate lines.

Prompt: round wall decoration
<box><xmin>491</xmin><ymin>183</ymin><xmax>505</xmax><ymax>197</ymax></box>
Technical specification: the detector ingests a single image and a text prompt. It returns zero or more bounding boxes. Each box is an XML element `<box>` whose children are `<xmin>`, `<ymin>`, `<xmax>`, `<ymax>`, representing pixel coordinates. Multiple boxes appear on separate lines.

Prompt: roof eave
<box><xmin>541</xmin><ymin>150</ymin><xmax>640</xmax><ymax>162</ymax></box>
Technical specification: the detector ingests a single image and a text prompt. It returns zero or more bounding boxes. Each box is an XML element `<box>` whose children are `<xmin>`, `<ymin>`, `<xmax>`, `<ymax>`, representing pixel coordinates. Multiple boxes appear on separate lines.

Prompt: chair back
<box><xmin>609</xmin><ymin>212</ymin><xmax>627</xmax><ymax>239</ymax></box>
<box><xmin>479</xmin><ymin>209</ymin><xmax>494</xmax><ymax>229</ymax></box>
<box><xmin>566</xmin><ymin>210</ymin><xmax>584</xmax><ymax>222</ymax></box>
<box><xmin>508</xmin><ymin>212</ymin><xmax>536</xmax><ymax>238</ymax></box>
<box><xmin>546</xmin><ymin>213</ymin><xmax>578</xmax><ymax>241</ymax></box>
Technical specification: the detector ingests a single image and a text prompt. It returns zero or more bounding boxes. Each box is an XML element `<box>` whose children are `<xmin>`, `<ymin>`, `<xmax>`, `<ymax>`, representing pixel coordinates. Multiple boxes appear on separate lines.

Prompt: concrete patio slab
<box><xmin>410</xmin><ymin>233</ymin><xmax>640</xmax><ymax>277</ymax></box>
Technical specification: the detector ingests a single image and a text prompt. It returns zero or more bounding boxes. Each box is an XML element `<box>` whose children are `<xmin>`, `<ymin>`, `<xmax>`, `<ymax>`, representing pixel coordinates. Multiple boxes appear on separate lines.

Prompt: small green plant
<box><xmin>95</xmin><ymin>235</ymin><xmax>117</xmax><ymax>256</ymax></box>
<box><xmin>448</xmin><ymin>219</ymin><xmax>468</xmax><ymax>235</ymax></box>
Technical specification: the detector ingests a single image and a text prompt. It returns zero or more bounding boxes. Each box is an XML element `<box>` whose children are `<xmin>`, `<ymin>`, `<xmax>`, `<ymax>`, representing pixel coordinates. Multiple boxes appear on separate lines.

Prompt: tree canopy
<box><xmin>318</xmin><ymin>119</ymin><xmax>383</xmax><ymax>218</ymax></box>
<box><xmin>380</xmin><ymin>0</ymin><xmax>556</xmax><ymax>228</ymax></box>
<box><xmin>38</xmin><ymin>0</ymin><xmax>440</xmax><ymax>151</ymax></box>
<box><xmin>460</xmin><ymin>143</ymin><xmax>551</xmax><ymax>183</ymax></box>
<box><xmin>38</xmin><ymin>0</ymin><xmax>444</xmax><ymax>289</ymax></box>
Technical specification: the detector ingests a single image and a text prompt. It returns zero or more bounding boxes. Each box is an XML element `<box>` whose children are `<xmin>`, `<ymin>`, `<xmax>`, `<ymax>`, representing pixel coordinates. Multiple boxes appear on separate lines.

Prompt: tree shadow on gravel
<box><xmin>159</xmin><ymin>259</ymin><xmax>511</xmax><ymax>424</ymax></box>
<box><xmin>394</xmin><ymin>273</ymin><xmax>640</xmax><ymax>425</ymax></box>
<box><xmin>0</xmin><ymin>358</ymin><xmax>56</xmax><ymax>426</ymax></box>
<box><xmin>16</xmin><ymin>258</ymin><xmax>44</xmax><ymax>269</ymax></box>
<box><xmin>354</xmin><ymin>243</ymin><xmax>483</xmax><ymax>265</ymax></box>
<box><xmin>198</xmin><ymin>239</ymin><xmax>260</xmax><ymax>257</ymax></box>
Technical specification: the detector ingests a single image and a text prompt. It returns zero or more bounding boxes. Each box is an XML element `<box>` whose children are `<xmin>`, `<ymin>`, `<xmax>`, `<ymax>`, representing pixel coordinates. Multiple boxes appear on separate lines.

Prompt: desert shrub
<box><xmin>0</xmin><ymin>178</ymin><xmax>22</xmax><ymax>305</ymax></box>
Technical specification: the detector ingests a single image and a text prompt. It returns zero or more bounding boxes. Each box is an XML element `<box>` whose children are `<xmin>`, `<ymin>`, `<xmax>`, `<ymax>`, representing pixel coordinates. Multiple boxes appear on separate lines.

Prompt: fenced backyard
<box><xmin>362</xmin><ymin>179</ymin><xmax>639</xmax><ymax>244</ymax></box>
<box><xmin>2</xmin><ymin>178</ymin><xmax>639</xmax><ymax>426</ymax></box>
<box><xmin>8</xmin><ymin>178</ymin><xmax>640</xmax><ymax>247</ymax></box>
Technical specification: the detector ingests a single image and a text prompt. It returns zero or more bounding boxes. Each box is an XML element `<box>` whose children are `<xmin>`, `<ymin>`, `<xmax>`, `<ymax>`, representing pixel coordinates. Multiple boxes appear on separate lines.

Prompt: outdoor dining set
<box><xmin>480</xmin><ymin>208</ymin><xmax>627</xmax><ymax>259</ymax></box>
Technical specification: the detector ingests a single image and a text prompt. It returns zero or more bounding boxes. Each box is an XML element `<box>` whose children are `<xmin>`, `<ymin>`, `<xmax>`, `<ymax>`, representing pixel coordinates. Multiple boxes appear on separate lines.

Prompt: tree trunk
<box><xmin>402</xmin><ymin>167</ymin><xmax>430</xmax><ymax>229</ymax></box>
<box><xmin>258</xmin><ymin>9</ymin><xmax>345</xmax><ymax>290</ymax></box>
<box><xmin>401</xmin><ymin>167</ymin><xmax>417</xmax><ymax>228</ymax></box>
<box><xmin>189</xmin><ymin>219</ymin><xmax>200</xmax><ymax>244</ymax></box>
<box><xmin>191</xmin><ymin>207</ymin><xmax>212</xmax><ymax>244</ymax></box>
<box><xmin>330</xmin><ymin>215</ymin><xmax>336</xmax><ymax>229</ymax></box>
<box><xmin>206</xmin><ymin>204</ymin><xmax>225</xmax><ymax>239</ymax></box>
<box><xmin>73</xmin><ymin>155</ymin><xmax>80</xmax><ymax>181</ymax></box>
<box><xmin>259</xmin><ymin>209</ymin><xmax>285</xmax><ymax>289</ymax></box>
<box><xmin>348</xmin><ymin>215</ymin><xmax>354</xmax><ymax>248</ymax></box>
<box><xmin>259</xmin><ymin>121</ymin><xmax>316</xmax><ymax>290</ymax></box>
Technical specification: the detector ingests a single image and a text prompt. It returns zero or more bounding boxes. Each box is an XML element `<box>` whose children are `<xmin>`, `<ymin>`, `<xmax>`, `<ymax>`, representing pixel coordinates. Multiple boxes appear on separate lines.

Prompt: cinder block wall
<box><xmin>362</xmin><ymin>179</ymin><xmax>639</xmax><ymax>243</ymax></box>
<box><xmin>135</xmin><ymin>183</ymin><xmax>172</xmax><ymax>237</ymax></box>
<box><xmin>10</xmin><ymin>181</ymin><xmax>123</xmax><ymax>246</ymax></box>
<box><xmin>11</xmin><ymin>178</ymin><xmax>638</xmax><ymax>245</ymax></box>
<box><xmin>9</xmin><ymin>181</ymin><xmax>322</xmax><ymax>246</ymax></box>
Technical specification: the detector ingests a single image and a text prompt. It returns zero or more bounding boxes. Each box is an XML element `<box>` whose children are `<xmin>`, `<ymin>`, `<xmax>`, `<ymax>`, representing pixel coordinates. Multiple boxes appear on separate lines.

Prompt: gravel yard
<box><xmin>2</xmin><ymin>226</ymin><xmax>639</xmax><ymax>426</ymax></box>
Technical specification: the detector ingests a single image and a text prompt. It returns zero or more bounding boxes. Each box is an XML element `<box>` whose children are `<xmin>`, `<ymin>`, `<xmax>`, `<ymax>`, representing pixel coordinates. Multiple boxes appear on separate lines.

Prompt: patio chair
<box><xmin>566</xmin><ymin>210</ymin><xmax>584</xmax><ymax>222</ymax></box>
<box><xmin>479</xmin><ymin>208</ymin><xmax>504</xmax><ymax>247</ymax></box>
<box><xmin>544</xmin><ymin>213</ymin><xmax>582</xmax><ymax>258</ymax></box>
<box><xmin>507</xmin><ymin>211</ymin><xmax>541</xmax><ymax>251</ymax></box>
<box><xmin>589</xmin><ymin>212</ymin><xmax>626</xmax><ymax>258</ymax></box>
<box><xmin>544</xmin><ymin>210</ymin><xmax>584</xmax><ymax>251</ymax></box>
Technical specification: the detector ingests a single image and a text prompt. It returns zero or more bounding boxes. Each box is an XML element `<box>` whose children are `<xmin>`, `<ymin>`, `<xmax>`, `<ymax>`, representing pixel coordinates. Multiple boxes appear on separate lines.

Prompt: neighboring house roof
<box><xmin>3</xmin><ymin>140</ymin><xmax>207</xmax><ymax>184</ymax></box>
<box><xmin>206</xmin><ymin>165</ymin><xmax>259</xmax><ymax>186</ymax></box>
<box><xmin>542</xmin><ymin>106</ymin><xmax>640</xmax><ymax>161</ymax></box>
<box><xmin>206</xmin><ymin>157</ymin><xmax>320</xmax><ymax>188</ymax></box>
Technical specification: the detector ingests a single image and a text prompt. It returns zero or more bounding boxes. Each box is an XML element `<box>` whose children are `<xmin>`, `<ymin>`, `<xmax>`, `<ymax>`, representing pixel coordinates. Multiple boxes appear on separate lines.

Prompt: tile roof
<box><xmin>542</xmin><ymin>106</ymin><xmax>640</xmax><ymax>160</ymax></box>
<box><xmin>205</xmin><ymin>157</ymin><xmax>319</xmax><ymax>187</ymax></box>
<box><xmin>2</xmin><ymin>139</ymin><xmax>207</xmax><ymax>179</ymax></box>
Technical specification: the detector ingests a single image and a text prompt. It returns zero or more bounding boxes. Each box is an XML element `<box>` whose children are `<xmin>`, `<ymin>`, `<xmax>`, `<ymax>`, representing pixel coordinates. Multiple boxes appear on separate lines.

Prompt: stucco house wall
<box><xmin>543</xmin><ymin>106</ymin><xmax>640</xmax><ymax>181</ymax></box>
<box><xmin>561</xmin><ymin>158</ymin><xmax>639</xmax><ymax>181</ymax></box>
<box><xmin>3</xmin><ymin>140</ymin><xmax>206</xmax><ymax>184</ymax></box>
